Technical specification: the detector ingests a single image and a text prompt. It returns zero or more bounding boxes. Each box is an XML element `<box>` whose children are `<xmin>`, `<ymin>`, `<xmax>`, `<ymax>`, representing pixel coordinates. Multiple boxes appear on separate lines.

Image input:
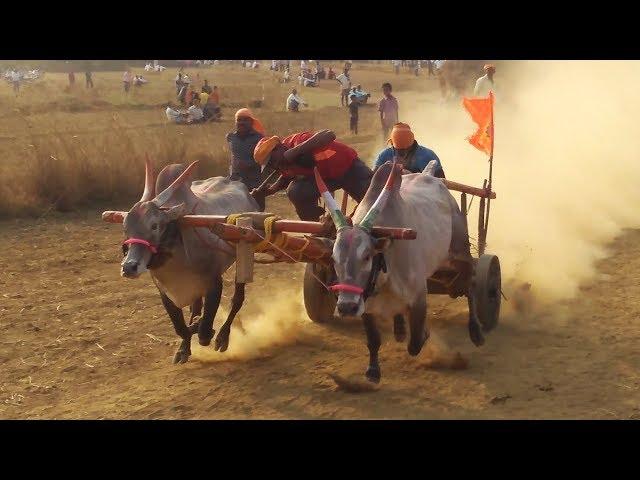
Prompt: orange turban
<box><xmin>254</xmin><ymin>136</ymin><xmax>281</xmax><ymax>165</ymax></box>
<box><xmin>484</xmin><ymin>64</ymin><xmax>496</xmax><ymax>73</ymax></box>
<box><xmin>388</xmin><ymin>123</ymin><xmax>415</xmax><ymax>149</ymax></box>
<box><xmin>235</xmin><ymin>108</ymin><xmax>265</xmax><ymax>135</ymax></box>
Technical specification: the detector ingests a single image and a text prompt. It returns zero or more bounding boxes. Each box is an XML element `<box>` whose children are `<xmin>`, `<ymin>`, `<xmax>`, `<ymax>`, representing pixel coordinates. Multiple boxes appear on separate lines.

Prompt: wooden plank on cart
<box><xmin>442</xmin><ymin>179</ymin><xmax>496</xmax><ymax>199</ymax></box>
<box><xmin>102</xmin><ymin>211</ymin><xmax>417</xmax><ymax>240</ymax></box>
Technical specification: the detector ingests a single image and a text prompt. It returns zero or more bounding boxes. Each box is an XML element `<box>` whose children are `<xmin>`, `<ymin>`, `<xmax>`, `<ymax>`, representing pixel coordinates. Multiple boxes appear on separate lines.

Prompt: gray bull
<box><xmin>121</xmin><ymin>158</ymin><xmax>259</xmax><ymax>363</ymax></box>
<box><xmin>316</xmin><ymin>161</ymin><xmax>484</xmax><ymax>382</ymax></box>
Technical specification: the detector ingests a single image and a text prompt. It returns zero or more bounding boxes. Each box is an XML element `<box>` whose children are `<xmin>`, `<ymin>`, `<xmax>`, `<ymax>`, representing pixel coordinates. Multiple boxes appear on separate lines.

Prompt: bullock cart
<box><xmin>102</xmin><ymin>176</ymin><xmax>500</xmax><ymax>332</ymax></box>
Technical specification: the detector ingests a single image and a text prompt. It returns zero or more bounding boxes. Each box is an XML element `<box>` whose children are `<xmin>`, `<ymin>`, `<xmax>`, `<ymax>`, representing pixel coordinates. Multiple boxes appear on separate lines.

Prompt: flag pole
<box><xmin>487</xmin><ymin>90</ymin><xmax>494</xmax><ymax>191</ymax></box>
<box><xmin>482</xmin><ymin>91</ymin><xmax>495</xmax><ymax>252</ymax></box>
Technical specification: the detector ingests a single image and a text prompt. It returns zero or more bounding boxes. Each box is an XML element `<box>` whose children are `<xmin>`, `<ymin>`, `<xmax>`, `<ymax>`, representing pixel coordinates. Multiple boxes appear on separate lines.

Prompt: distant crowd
<box><xmin>165</xmin><ymin>68</ymin><xmax>221</xmax><ymax>124</ymax></box>
<box><xmin>3</xmin><ymin>68</ymin><xmax>42</xmax><ymax>94</ymax></box>
<box><xmin>3</xmin><ymin>60</ymin><xmax>496</xmax><ymax>141</ymax></box>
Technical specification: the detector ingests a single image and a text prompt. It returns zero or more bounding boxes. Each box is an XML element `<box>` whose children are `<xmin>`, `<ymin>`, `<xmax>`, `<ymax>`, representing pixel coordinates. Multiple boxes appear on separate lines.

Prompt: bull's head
<box><xmin>315</xmin><ymin>163</ymin><xmax>400</xmax><ymax>317</ymax></box>
<box><xmin>120</xmin><ymin>157</ymin><xmax>198</xmax><ymax>279</ymax></box>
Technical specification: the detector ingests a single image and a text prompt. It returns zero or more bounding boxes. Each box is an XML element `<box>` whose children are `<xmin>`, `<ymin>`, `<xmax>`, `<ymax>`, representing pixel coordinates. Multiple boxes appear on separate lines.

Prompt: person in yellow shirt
<box><xmin>200</xmin><ymin>90</ymin><xmax>209</xmax><ymax>106</ymax></box>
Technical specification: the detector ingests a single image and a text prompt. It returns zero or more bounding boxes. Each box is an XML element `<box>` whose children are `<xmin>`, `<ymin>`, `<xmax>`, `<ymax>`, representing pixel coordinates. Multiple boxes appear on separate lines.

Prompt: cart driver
<box><xmin>374</xmin><ymin>122</ymin><xmax>445</xmax><ymax>178</ymax></box>
<box><xmin>251</xmin><ymin>130</ymin><xmax>373</xmax><ymax>221</ymax></box>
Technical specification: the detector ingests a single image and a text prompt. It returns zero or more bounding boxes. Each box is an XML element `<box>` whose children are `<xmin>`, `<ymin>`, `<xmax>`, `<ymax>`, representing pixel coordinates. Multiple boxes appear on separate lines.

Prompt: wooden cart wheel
<box><xmin>473</xmin><ymin>254</ymin><xmax>501</xmax><ymax>332</ymax></box>
<box><xmin>303</xmin><ymin>263</ymin><xmax>337</xmax><ymax>323</ymax></box>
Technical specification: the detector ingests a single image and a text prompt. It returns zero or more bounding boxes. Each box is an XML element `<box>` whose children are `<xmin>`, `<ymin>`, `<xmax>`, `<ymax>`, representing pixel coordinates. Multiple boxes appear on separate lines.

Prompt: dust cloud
<box><xmin>191</xmin><ymin>293</ymin><xmax>311</xmax><ymax>362</ymax></box>
<box><xmin>402</xmin><ymin>60</ymin><xmax>640</xmax><ymax>303</ymax></box>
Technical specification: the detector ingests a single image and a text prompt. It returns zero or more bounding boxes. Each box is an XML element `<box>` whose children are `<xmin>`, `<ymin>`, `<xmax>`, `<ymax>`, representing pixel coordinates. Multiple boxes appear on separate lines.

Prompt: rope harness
<box><xmin>122</xmin><ymin>193</ymin><xmax>385</xmax><ymax>299</ymax></box>
<box><xmin>224</xmin><ymin>215</ymin><xmax>388</xmax><ymax>298</ymax></box>
<box><xmin>223</xmin><ymin>214</ymin><xmax>332</xmax><ymax>291</ymax></box>
<box><xmin>224</xmin><ymin>214</ymin><xmax>326</xmax><ymax>263</ymax></box>
<box><xmin>363</xmin><ymin>252</ymin><xmax>387</xmax><ymax>300</ymax></box>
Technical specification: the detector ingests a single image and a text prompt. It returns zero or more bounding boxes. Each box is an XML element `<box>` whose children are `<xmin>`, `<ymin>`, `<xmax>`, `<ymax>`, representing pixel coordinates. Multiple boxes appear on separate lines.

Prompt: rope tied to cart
<box><xmin>225</xmin><ymin>214</ymin><xmax>289</xmax><ymax>253</ymax></box>
<box><xmin>224</xmin><ymin>214</ymin><xmax>332</xmax><ymax>289</ymax></box>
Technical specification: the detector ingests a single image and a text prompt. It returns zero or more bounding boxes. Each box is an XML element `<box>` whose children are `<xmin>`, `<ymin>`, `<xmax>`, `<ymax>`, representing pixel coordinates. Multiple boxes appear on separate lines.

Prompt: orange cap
<box><xmin>388</xmin><ymin>123</ymin><xmax>415</xmax><ymax>149</ymax></box>
<box><xmin>253</xmin><ymin>136</ymin><xmax>281</xmax><ymax>165</ymax></box>
<box><xmin>235</xmin><ymin>108</ymin><xmax>266</xmax><ymax>135</ymax></box>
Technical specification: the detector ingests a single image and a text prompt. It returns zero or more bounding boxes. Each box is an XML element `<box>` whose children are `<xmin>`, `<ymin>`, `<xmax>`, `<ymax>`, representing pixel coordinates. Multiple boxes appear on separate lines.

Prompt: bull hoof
<box><xmin>173</xmin><ymin>349</ymin><xmax>190</xmax><ymax>364</ymax></box>
<box><xmin>188</xmin><ymin>316</ymin><xmax>201</xmax><ymax>334</ymax></box>
<box><xmin>469</xmin><ymin>321</ymin><xmax>485</xmax><ymax>347</ymax></box>
<box><xmin>214</xmin><ymin>327</ymin><xmax>230</xmax><ymax>352</ymax></box>
<box><xmin>408</xmin><ymin>329</ymin><xmax>430</xmax><ymax>356</ymax></box>
<box><xmin>198</xmin><ymin>323</ymin><xmax>215</xmax><ymax>346</ymax></box>
<box><xmin>393</xmin><ymin>315</ymin><xmax>407</xmax><ymax>342</ymax></box>
<box><xmin>365</xmin><ymin>365</ymin><xmax>381</xmax><ymax>383</ymax></box>
<box><xmin>173</xmin><ymin>338</ymin><xmax>192</xmax><ymax>364</ymax></box>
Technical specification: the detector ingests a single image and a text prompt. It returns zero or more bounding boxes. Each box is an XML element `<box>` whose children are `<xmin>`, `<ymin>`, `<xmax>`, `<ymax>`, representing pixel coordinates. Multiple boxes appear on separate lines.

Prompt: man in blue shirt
<box><xmin>374</xmin><ymin>122</ymin><xmax>445</xmax><ymax>178</ymax></box>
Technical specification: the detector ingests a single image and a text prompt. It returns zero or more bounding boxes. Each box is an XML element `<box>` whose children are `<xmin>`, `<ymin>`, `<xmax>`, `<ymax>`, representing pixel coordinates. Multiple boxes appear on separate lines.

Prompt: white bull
<box><xmin>120</xmin><ymin>159</ymin><xmax>259</xmax><ymax>363</ymax></box>
<box><xmin>315</xmin><ymin>161</ymin><xmax>484</xmax><ymax>382</ymax></box>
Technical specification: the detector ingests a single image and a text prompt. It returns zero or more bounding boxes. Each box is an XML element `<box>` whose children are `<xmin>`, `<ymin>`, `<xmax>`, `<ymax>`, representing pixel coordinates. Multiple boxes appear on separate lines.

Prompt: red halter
<box><xmin>329</xmin><ymin>283</ymin><xmax>364</xmax><ymax>295</ymax></box>
<box><xmin>123</xmin><ymin>238</ymin><xmax>158</xmax><ymax>254</ymax></box>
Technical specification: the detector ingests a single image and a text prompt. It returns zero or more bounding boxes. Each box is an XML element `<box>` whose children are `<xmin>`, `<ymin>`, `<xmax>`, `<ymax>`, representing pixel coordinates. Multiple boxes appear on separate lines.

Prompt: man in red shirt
<box><xmin>252</xmin><ymin>130</ymin><xmax>372</xmax><ymax>221</ymax></box>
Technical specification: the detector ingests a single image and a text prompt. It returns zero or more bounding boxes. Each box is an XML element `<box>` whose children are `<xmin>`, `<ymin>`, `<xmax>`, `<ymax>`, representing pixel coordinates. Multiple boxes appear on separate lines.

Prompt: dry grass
<box><xmin>0</xmin><ymin>64</ymin><xmax>438</xmax><ymax>218</ymax></box>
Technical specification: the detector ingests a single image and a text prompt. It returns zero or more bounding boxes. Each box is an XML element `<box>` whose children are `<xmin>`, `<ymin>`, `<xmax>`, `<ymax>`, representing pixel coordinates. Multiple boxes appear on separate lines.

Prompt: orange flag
<box><xmin>462</xmin><ymin>91</ymin><xmax>494</xmax><ymax>156</ymax></box>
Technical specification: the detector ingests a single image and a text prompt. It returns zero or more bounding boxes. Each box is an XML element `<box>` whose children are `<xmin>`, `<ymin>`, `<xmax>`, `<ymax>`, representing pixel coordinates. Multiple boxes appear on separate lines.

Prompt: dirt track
<box><xmin>2</xmin><ymin>194</ymin><xmax>640</xmax><ymax>419</ymax></box>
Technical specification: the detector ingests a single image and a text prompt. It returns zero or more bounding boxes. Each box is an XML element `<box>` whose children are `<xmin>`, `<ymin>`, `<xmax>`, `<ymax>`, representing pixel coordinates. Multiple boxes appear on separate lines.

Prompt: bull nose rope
<box><xmin>225</xmin><ymin>214</ymin><xmax>331</xmax><ymax>291</ymax></box>
<box><xmin>122</xmin><ymin>238</ymin><xmax>158</xmax><ymax>254</ymax></box>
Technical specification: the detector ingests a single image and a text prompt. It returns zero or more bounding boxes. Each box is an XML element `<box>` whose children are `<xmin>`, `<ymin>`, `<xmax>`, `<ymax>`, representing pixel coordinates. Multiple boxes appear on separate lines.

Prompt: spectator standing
<box><xmin>85</xmin><ymin>70</ymin><xmax>94</xmax><ymax>88</ymax></box>
<box><xmin>175</xmin><ymin>72</ymin><xmax>184</xmax><ymax>95</ymax></box>
<box><xmin>123</xmin><ymin>69</ymin><xmax>133</xmax><ymax>93</ymax></box>
<box><xmin>378</xmin><ymin>82</ymin><xmax>399</xmax><ymax>141</ymax></box>
<box><xmin>427</xmin><ymin>60</ymin><xmax>435</xmax><ymax>77</ymax></box>
<box><xmin>474</xmin><ymin>64</ymin><xmax>497</xmax><ymax>97</ymax></box>
<box><xmin>10</xmin><ymin>69</ymin><xmax>21</xmax><ymax>95</ymax></box>
<box><xmin>349</xmin><ymin>94</ymin><xmax>359</xmax><ymax>135</ymax></box>
<box><xmin>336</xmin><ymin>69</ymin><xmax>351</xmax><ymax>107</ymax></box>
<box><xmin>225</xmin><ymin>108</ymin><xmax>266</xmax><ymax>210</ymax></box>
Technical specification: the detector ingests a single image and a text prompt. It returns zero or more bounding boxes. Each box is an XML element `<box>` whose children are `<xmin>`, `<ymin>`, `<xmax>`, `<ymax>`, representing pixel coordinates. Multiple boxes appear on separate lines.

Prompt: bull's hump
<box><xmin>190</xmin><ymin>177</ymin><xmax>256</xmax><ymax>214</ymax></box>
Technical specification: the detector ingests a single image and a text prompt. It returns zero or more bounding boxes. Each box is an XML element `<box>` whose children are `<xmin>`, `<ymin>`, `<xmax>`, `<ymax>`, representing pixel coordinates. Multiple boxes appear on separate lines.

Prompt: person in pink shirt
<box><xmin>378</xmin><ymin>82</ymin><xmax>399</xmax><ymax>142</ymax></box>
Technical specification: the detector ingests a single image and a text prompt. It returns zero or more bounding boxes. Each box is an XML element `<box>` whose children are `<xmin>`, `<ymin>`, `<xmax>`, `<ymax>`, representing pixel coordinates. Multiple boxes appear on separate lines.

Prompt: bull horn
<box><xmin>140</xmin><ymin>153</ymin><xmax>155</xmax><ymax>202</ymax></box>
<box><xmin>359</xmin><ymin>160</ymin><xmax>400</xmax><ymax>231</ymax></box>
<box><xmin>313</xmin><ymin>167</ymin><xmax>348</xmax><ymax>230</ymax></box>
<box><xmin>152</xmin><ymin>160</ymin><xmax>200</xmax><ymax>207</ymax></box>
